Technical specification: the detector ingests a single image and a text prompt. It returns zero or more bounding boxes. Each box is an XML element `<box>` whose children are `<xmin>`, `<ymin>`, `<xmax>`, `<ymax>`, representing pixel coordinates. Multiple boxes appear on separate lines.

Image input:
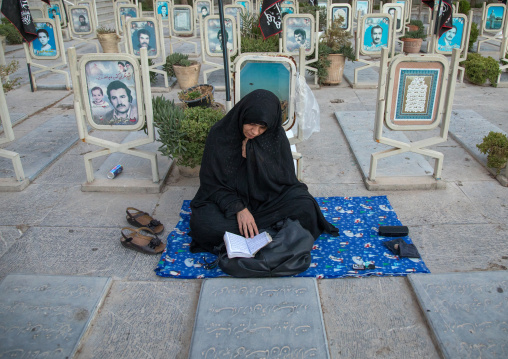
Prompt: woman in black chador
<box><xmin>189</xmin><ymin>89</ymin><xmax>338</xmax><ymax>253</ymax></box>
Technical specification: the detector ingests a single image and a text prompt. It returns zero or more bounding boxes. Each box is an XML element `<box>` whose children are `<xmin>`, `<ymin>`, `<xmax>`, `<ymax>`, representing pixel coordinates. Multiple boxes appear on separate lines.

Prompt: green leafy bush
<box><xmin>469</xmin><ymin>22</ymin><xmax>479</xmax><ymax>51</ymax></box>
<box><xmin>409</xmin><ymin>19</ymin><xmax>424</xmax><ymax>31</ymax></box>
<box><xmin>460</xmin><ymin>52</ymin><xmax>501</xmax><ymax>87</ymax></box>
<box><xmin>299</xmin><ymin>3</ymin><xmax>326</xmax><ymax>31</ymax></box>
<box><xmin>0</xmin><ymin>18</ymin><xmax>23</xmax><ymax>44</ymax></box>
<box><xmin>476</xmin><ymin>131</ymin><xmax>508</xmax><ymax>173</ymax></box>
<box><xmin>458</xmin><ymin>0</ymin><xmax>471</xmax><ymax>14</ymax></box>
<box><xmin>152</xmin><ymin>96</ymin><xmax>224</xmax><ymax>168</ymax></box>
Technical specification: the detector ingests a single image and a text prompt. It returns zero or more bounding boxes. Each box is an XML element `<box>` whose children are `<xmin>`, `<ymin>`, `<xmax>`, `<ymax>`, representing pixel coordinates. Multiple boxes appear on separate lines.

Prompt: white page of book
<box><xmin>226</xmin><ymin>233</ymin><xmax>251</xmax><ymax>254</ymax></box>
<box><xmin>246</xmin><ymin>232</ymin><xmax>271</xmax><ymax>254</ymax></box>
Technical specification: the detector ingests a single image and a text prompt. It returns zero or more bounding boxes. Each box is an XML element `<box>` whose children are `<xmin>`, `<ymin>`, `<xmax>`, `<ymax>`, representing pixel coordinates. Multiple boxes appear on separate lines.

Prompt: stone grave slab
<box><xmin>408</xmin><ymin>271</ymin><xmax>508</xmax><ymax>359</ymax></box>
<box><xmin>81</xmin><ymin>130</ymin><xmax>173</xmax><ymax>193</ymax></box>
<box><xmin>335</xmin><ymin>111</ymin><xmax>444</xmax><ymax>190</ymax></box>
<box><xmin>0</xmin><ymin>114</ymin><xmax>79</xmax><ymax>181</ymax></box>
<box><xmin>0</xmin><ymin>274</ymin><xmax>112</xmax><ymax>359</ymax></box>
<box><xmin>449</xmin><ymin>109</ymin><xmax>507</xmax><ymax>186</ymax></box>
<box><xmin>343</xmin><ymin>60</ymin><xmax>380</xmax><ymax>89</ymax></box>
<box><xmin>0</xmin><ymin>113</ymin><xmax>27</xmax><ymax>133</ymax></box>
<box><xmin>188</xmin><ymin>277</ymin><xmax>330</xmax><ymax>358</ymax></box>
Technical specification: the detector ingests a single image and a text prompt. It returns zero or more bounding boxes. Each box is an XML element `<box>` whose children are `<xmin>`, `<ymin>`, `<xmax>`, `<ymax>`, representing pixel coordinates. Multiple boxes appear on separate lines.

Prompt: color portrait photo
<box><xmin>157</xmin><ymin>1</ymin><xmax>169</xmax><ymax>19</ymax></box>
<box><xmin>355</xmin><ymin>0</ymin><xmax>369</xmax><ymax>18</ymax></box>
<box><xmin>48</xmin><ymin>4</ymin><xmax>63</xmax><ymax>24</ymax></box>
<box><xmin>130</xmin><ymin>21</ymin><xmax>157</xmax><ymax>57</ymax></box>
<box><xmin>362</xmin><ymin>17</ymin><xmax>389</xmax><ymax>53</ymax></box>
<box><xmin>119</xmin><ymin>6</ymin><xmax>137</xmax><ymax>28</ymax></box>
<box><xmin>70</xmin><ymin>8</ymin><xmax>92</xmax><ymax>34</ymax></box>
<box><xmin>207</xmin><ymin>18</ymin><xmax>234</xmax><ymax>54</ymax></box>
<box><xmin>485</xmin><ymin>5</ymin><xmax>504</xmax><ymax>30</ymax></box>
<box><xmin>196</xmin><ymin>1</ymin><xmax>211</xmax><ymax>19</ymax></box>
<box><xmin>285</xmin><ymin>17</ymin><xmax>312</xmax><ymax>53</ymax></box>
<box><xmin>84</xmin><ymin>60</ymin><xmax>139</xmax><ymax>127</ymax></box>
<box><xmin>32</xmin><ymin>22</ymin><xmax>58</xmax><ymax>58</ymax></box>
<box><xmin>437</xmin><ymin>17</ymin><xmax>464</xmax><ymax>52</ymax></box>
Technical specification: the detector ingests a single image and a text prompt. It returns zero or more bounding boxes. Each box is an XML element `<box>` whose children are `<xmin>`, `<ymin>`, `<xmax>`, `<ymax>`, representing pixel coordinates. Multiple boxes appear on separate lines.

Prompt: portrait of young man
<box><xmin>33</xmin><ymin>28</ymin><xmax>57</xmax><ymax>57</ymax></box>
<box><xmin>102</xmin><ymin>80</ymin><xmax>138</xmax><ymax>125</ymax></box>
<box><xmin>133</xmin><ymin>27</ymin><xmax>157</xmax><ymax>56</ymax></box>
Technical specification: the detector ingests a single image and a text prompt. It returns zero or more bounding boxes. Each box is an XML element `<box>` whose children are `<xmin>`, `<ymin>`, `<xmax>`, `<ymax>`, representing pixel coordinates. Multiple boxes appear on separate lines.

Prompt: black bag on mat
<box><xmin>216</xmin><ymin>218</ymin><xmax>315</xmax><ymax>278</ymax></box>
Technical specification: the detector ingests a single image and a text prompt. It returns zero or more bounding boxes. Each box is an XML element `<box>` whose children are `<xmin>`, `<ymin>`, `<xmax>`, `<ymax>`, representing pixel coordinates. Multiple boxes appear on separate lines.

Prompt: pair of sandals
<box><xmin>121</xmin><ymin>207</ymin><xmax>165</xmax><ymax>255</ymax></box>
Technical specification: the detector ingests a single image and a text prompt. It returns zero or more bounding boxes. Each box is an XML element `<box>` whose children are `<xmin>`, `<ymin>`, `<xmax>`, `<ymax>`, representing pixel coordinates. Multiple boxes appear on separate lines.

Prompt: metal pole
<box><xmin>27</xmin><ymin>63</ymin><xmax>34</xmax><ymax>93</ymax></box>
<box><xmin>217</xmin><ymin>0</ymin><xmax>231</xmax><ymax>102</ymax></box>
<box><xmin>433</xmin><ymin>0</ymin><xmax>443</xmax><ymax>36</ymax></box>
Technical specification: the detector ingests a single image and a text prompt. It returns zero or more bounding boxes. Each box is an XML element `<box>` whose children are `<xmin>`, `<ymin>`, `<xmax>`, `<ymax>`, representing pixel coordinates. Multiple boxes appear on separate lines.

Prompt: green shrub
<box><xmin>298</xmin><ymin>3</ymin><xmax>326</xmax><ymax>31</ymax></box>
<box><xmin>469</xmin><ymin>22</ymin><xmax>479</xmax><ymax>51</ymax></box>
<box><xmin>409</xmin><ymin>19</ymin><xmax>424</xmax><ymax>31</ymax></box>
<box><xmin>163</xmin><ymin>53</ymin><xmax>191</xmax><ymax>78</ymax></box>
<box><xmin>0</xmin><ymin>59</ymin><xmax>22</xmax><ymax>92</ymax></box>
<box><xmin>0</xmin><ymin>18</ymin><xmax>23</xmax><ymax>44</ymax></box>
<box><xmin>460</xmin><ymin>52</ymin><xmax>501</xmax><ymax>87</ymax></box>
<box><xmin>458</xmin><ymin>0</ymin><xmax>471</xmax><ymax>14</ymax></box>
<box><xmin>476</xmin><ymin>131</ymin><xmax>508</xmax><ymax>173</ymax></box>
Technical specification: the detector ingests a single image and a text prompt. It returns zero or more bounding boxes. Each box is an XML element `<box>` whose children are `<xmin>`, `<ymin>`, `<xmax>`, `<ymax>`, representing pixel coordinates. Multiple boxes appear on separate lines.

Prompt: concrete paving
<box><xmin>1</xmin><ymin>29</ymin><xmax>508</xmax><ymax>359</ymax></box>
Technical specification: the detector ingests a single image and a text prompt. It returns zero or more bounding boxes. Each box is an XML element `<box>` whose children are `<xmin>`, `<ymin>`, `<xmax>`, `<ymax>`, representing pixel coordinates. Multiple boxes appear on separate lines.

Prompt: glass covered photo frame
<box><xmin>483</xmin><ymin>4</ymin><xmax>506</xmax><ymax>32</ymax></box>
<box><xmin>69</xmin><ymin>6</ymin><xmax>94</xmax><ymax>35</ymax></box>
<box><xmin>31</xmin><ymin>7</ymin><xmax>46</xmax><ymax>19</ymax></box>
<box><xmin>283</xmin><ymin>14</ymin><xmax>315</xmax><ymax>55</ymax></box>
<box><xmin>396</xmin><ymin>0</ymin><xmax>408</xmax><ymax>23</ymax></box>
<box><xmin>126</xmin><ymin>18</ymin><xmax>159</xmax><ymax>58</ymax></box>
<box><xmin>235</xmin><ymin>0</ymin><xmax>251</xmax><ymax>15</ymax></box>
<box><xmin>80</xmin><ymin>56</ymin><xmax>145</xmax><ymax>131</ymax></box>
<box><xmin>156</xmin><ymin>0</ymin><xmax>170</xmax><ymax>20</ymax></box>
<box><xmin>353</xmin><ymin>0</ymin><xmax>370</xmax><ymax>19</ymax></box>
<box><xmin>204</xmin><ymin>15</ymin><xmax>237</xmax><ymax>57</ymax></box>
<box><xmin>382</xmin><ymin>3</ymin><xmax>403</xmax><ymax>32</ymax></box>
<box><xmin>47</xmin><ymin>0</ymin><xmax>67</xmax><ymax>27</ymax></box>
<box><xmin>436</xmin><ymin>15</ymin><xmax>466</xmax><ymax>54</ymax></box>
<box><xmin>117</xmin><ymin>4</ymin><xmax>138</xmax><ymax>33</ymax></box>
<box><xmin>31</xmin><ymin>20</ymin><xmax>60</xmax><ymax>60</ymax></box>
<box><xmin>360</xmin><ymin>15</ymin><xmax>391</xmax><ymax>56</ymax></box>
<box><xmin>330</xmin><ymin>4</ymin><xmax>351</xmax><ymax>31</ymax></box>
<box><xmin>172</xmin><ymin>5</ymin><xmax>194</xmax><ymax>34</ymax></box>
<box><xmin>224</xmin><ymin>5</ymin><xmax>244</xmax><ymax>27</ymax></box>
<box><xmin>195</xmin><ymin>0</ymin><xmax>212</xmax><ymax>21</ymax></box>
<box><xmin>384</xmin><ymin>57</ymin><xmax>448</xmax><ymax>130</ymax></box>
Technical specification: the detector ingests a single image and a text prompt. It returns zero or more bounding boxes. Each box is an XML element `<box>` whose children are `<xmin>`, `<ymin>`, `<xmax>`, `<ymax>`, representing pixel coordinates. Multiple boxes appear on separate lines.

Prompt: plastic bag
<box><xmin>295</xmin><ymin>72</ymin><xmax>320</xmax><ymax>140</ymax></box>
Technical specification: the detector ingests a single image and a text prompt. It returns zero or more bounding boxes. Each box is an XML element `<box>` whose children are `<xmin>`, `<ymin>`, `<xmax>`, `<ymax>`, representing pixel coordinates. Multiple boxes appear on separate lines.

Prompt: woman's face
<box><xmin>243</xmin><ymin>123</ymin><xmax>267</xmax><ymax>139</ymax></box>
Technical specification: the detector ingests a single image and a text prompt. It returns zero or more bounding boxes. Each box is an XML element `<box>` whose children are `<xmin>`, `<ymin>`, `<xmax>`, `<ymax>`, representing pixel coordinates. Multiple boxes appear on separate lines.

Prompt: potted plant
<box><xmin>309</xmin><ymin>16</ymin><xmax>355</xmax><ymax>85</ymax></box>
<box><xmin>407</xmin><ymin>19</ymin><xmax>423</xmax><ymax>32</ymax></box>
<box><xmin>163</xmin><ymin>52</ymin><xmax>201</xmax><ymax>90</ymax></box>
<box><xmin>96</xmin><ymin>26</ymin><xmax>120</xmax><ymax>53</ymax></box>
<box><xmin>152</xmin><ymin>95</ymin><xmax>224</xmax><ymax>174</ymax></box>
<box><xmin>178</xmin><ymin>84</ymin><xmax>214</xmax><ymax>108</ymax></box>
<box><xmin>476</xmin><ymin>131</ymin><xmax>508</xmax><ymax>174</ymax></box>
<box><xmin>400</xmin><ymin>28</ymin><xmax>427</xmax><ymax>54</ymax></box>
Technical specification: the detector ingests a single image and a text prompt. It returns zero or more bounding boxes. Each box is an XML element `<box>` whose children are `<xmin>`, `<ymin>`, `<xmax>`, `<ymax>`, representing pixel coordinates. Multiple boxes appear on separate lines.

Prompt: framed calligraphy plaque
<box><xmin>385</xmin><ymin>57</ymin><xmax>448</xmax><ymax>130</ymax></box>
<box><xmin>330</xmin><ymin>4</ymin><xmax>351</xmax><ymax>32</ymax></box>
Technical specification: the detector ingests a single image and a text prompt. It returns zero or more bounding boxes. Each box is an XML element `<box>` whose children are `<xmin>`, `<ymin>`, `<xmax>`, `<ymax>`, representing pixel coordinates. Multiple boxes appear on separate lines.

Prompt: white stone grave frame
<box><xmin>224</xmin><ymin>4</ymin><xmax>245</xmax><ymax>34</ymax></box>
<box><xmin>67</xmin><ymin>3</ymin><xmax>100</xmax><ymax>53</ymax></box>
<box><xmin>68</xmin><ymin>48</ymin><xmax>159</xmax><ymax>183</ymax></box>
<box><xmin>352</xmin><ymin>0</ymin><xmax>372</xmax><ymax>20</ymax></box>
<box><xmin>235</xmin><ymin>0</ymin><xmax>252</xmax><ymax>15</ymax></box>
<box><xmin>168</xmin><ymin>5</ymin><xmax>199</xmax><ymax>56</ymax></box>
<box><xmin>115</xmin><ymin>3</ymin><xmax>139</xmax><ymax>36</ymax></box>
<box><xmin>281</xmin><ymin>0</ymin><xmax>298</xmax><ymax>14</ymax></box>
<box><xmin>30</xmin><ymin>6</ymin><xmax>47</xmax><ymax>19</ymax></box>
<box><xmin>76</xmin><ymin>0</ymin><xmax>100</xmax><ymax>29</ymax></box>
<box><xmin>194</xmin><ymin>0</ymin><xmax>213</xmax><ymax>29</ymax></box>
<box><xmin>232</xmin><ymin>53</ymin><xmax>302</xmax><ymax>179</ymax></box>
<box><xmin>477</xmin><ymin>3</ymin><xmax>507</xmax><ymax>53</ymax></box>
<box><xmin>200</xmin><ymin>14</ymin><xmax>237</xmax><ymax>90</ymax></box>
<box><xmin>497</xmin><ymin>34</ymin><xmax>508</xmax><ymax>87</ymax></box>
<box><xmin>154</xmin><ymin>0</ymin><xmax>172</xmax><ymax>30</ymax></box>
<box><xmin>46</xmin><ymin>0</ymin><xmax>68</xmax><ymax>28</ymax></box>
<box><xmin>281</xmin><ymin>13</ymin><xmax>319</xmax><ymax>85</ymax></box>
<box><xmin>353</xmin><ymin>13</ymin><xmax>395</xmax><ymax>88</ymax></box>
<box><xmin>126</xmin><ymin>16</ymin><xmax>169</xmax><ymax>88</ymax></box>
<box><xmin>395</xmin><ymin>0</ymin><xmax>411</xmax><ymax>28</ymax></box>
<box><xmin>328</xmin><ymin>4</ymin><xmax>352</xmax><ymax>33</ymax></box>
<box><xmin>368</xmin><ymin>48</ymin><xmax>461</xmax><ymax>184</ymax></box>
<box><xmin>434</xmin><ymin>13</ymin><xmax>471</xmax><ymax>83</ymax></box>
<box><xmin>0</xmin><ymin>51</ymin><xmax>27</xmax><ymax>190</ymax></box>
<box><xmin>24</xmin><ymin>17</ymin><xmax>71</xmax><ymax>91</ymax></box>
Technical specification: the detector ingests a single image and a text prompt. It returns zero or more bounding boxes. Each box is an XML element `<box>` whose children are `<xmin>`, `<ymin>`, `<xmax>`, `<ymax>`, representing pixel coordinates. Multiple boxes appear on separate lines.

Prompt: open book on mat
<box><xmin>224</xmin><ymin>231</ymin><xmax>273</xmax><ymax>258</ymax></box>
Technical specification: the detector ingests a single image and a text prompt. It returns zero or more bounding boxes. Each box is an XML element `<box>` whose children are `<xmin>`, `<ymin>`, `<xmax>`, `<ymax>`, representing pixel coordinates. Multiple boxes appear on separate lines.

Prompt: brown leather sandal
<box><xmin>126</xmin><ymin>207</ymin><xmax>164</xmax><ymax>234</ymax></box>
<box><xmin>120</xmin><ymin>227</ymin><xmax>165</xmax><ymax>255</ymax></box>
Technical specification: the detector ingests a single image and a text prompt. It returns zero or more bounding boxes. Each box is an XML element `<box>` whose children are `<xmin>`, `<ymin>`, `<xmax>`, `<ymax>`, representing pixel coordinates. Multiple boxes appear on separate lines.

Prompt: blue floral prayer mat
<box><xmin>155</xmin><ymin>196</ymin><xmax>430</xmax><ymax>279</ymax></box>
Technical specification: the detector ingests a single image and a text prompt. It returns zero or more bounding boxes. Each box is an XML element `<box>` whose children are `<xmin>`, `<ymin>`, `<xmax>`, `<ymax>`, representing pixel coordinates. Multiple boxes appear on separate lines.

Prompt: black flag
<box><xmin>1</xmin><ymin>0</ymin><xmax>37</xmax><ymax>43</ymax></box>
<box><xmin>423</xmin><ymin>0</ymin><xmax>453</xmax><ymax>37</ymax></box>
<box><xmin>259</xmin><ymin>0</ymin><xmax>283</xmax><ymax>40</ymax></box>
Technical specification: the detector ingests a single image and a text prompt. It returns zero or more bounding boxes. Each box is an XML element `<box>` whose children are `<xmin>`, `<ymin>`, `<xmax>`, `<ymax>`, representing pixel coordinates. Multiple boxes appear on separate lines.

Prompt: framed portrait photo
<box><xmin>361</xmin><ymin>15</ymin><xmax>390</xmax><ymax>55</ymax></box>
<box><xmin>172</xmin><ymin>5</ymin><xmax>193</xmax><ymax>34</ymax></box>
<box><xmin>354</xmin><ymin>0</ymin><xmax>370</xmax><ymax>19</ymax></box>
<box><xmin>196</xmin><ymin>0</ymin><xmax>212</xmax><ymax>21</ymax></box>
<box><xmin>283</xmin><ymin>15</ymin><xmax>314</xmax><ymax>55</ymax></box>
<box><xmin>385</xmin><ymin>58</ymin><xmax>447</xmax><ymax>130</ymax></box>
<box><xmin>224</xmin><ymin>5</ymin><xmax>244</xmax><ymax>27</ymax></box>
<box><xmin>483</xmin><ymin>4</ymin><xmax>505</xmax><ymax>32</ymax></box>
<box><xmin>436</xmin><ymin>15</ymin><xmax>466</xmax><ymax>54</ymax></box>
<box><xmin>47</xmin><ymin>1</ymin><xmax>67</xmax><ymax>27</ymax></box>
<box><xmin>31</xmin><ymin>20</ymin><xmax>60</xmax><ymax>59</ymax></box>
<box><xmin>382</xmin><ymin>3</ymin><xmax>403</xmax><ymax>32</ymax></box>
<box><xmin>81</xmin><ymin>56</ymin><xmax>144</xmax><ymax>130</ymax></box>
<box><xmin>205</xmin><ymin>15</ymin><xmax>236</xmax><ymax>57</ymax></box>
<box><xmin>127</xmin><ymin>19</ymin><xmax>159</xmax><ymax>58</ymax></box>
<box><xmin>330</xmin><ymin>4</ymin><xmax>351</xmax><ymax>31</ymax></box>
<box><xmin>117</xmin><ymin>5</ymin><xmax>138</xmax><ymax>30</ymax></box>
<box><xmin>69</xmin><ymin>6</ymin><xmax>93</xmax><ymax>35</ymax></box>
<box><xmin>156</xmin><ymin>0</ymin><xmax>170</xmax><ymax>19</ymax></box>
<box><xmin>235</xmin><ymin>0</ymin><xmax>250</xmax><ymax>14</ymax></box>
<box><xmin>396</xmin><ymin>0</ymin><xmax>408</xmax><ymax>22</ymax></box>
<box><xmin>281</xmin><ymin>4</ymin><xmax>296</xmax><ymax>16</ymax></box>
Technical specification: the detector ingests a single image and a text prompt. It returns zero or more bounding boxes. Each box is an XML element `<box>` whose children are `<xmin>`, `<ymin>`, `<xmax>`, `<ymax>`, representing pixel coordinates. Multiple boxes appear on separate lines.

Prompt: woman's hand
<box><xmin>236</xmin><ymin>208</ymin><xmax>259</xmax><ymax>238</ymax></box>
<box><xmin>242</xmin><ymin>138</ymin><xmax>248</xmax><ymax>158</ymax></box>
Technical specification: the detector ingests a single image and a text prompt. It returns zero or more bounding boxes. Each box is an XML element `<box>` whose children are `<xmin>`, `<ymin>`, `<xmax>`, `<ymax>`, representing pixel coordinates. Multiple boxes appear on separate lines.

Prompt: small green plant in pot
<box><xmin>401</xmin><ymin>28</ymin><xmax>427</xmax><ymax>53</ymax></box>
<box><xmin>152</xmin><ymin>95</ymin><xmax>224</xmax><ymax>169</ymax></box>
<box><xmin>163</xmin><ymin>52</ymin><xmax>200</xmax><ymax>89</ymax></box>
<box><xmin>476</xmin><ymin>131</ymin><xmax>508</xmax><ymax>174</ymax></box>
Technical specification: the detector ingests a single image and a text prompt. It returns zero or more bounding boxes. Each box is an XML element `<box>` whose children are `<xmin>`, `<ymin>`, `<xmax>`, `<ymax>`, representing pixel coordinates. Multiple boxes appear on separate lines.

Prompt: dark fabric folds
<box><xmin>422</xmin><ymin>0</ymin><xmax>453</xmax><ymax>37</ymax></box>
<box><xmin>258</xmin><ymin>0</ymin><xmax>283</xmax><ymax>39</ymax></box>
<box><xmin>1</xmin><ymin>0</ymin><xmax>37</xmax><ymax>43</ymax></box>
<box><xmin>189</xmin><ymin>89</ymin><xmax>338</xmax><ymax>253</ymax></box>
